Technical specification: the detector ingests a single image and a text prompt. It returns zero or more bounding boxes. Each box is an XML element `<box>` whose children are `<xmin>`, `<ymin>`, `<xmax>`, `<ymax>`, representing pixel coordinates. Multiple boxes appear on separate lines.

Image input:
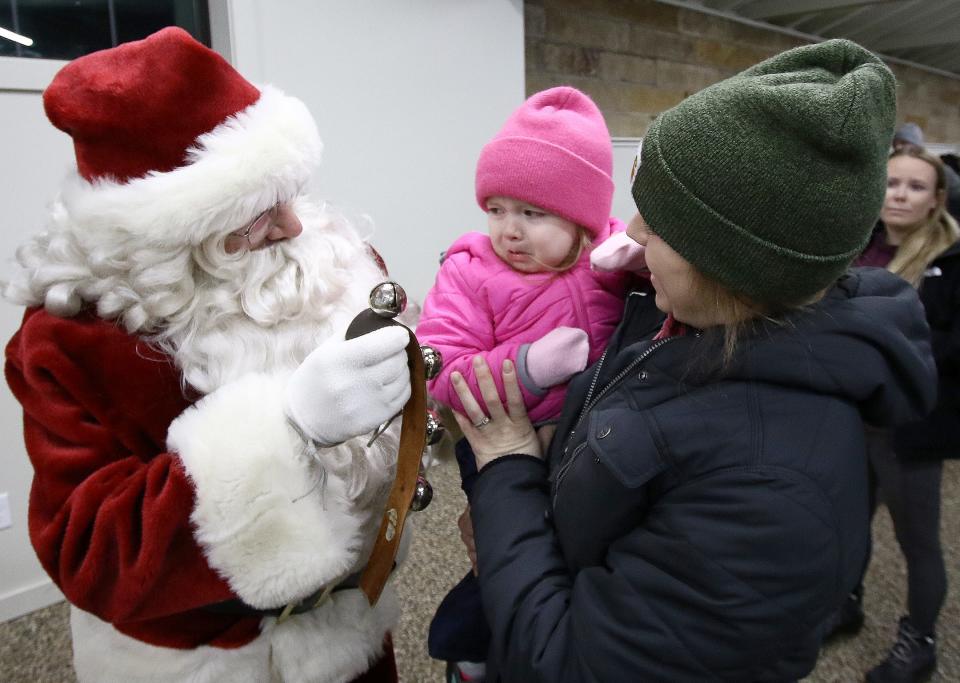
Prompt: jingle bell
<box><xmin>369</xmin><ymin>282</ymin><xmax>407</xmax><ymax>318</ymax></box>
<box><xmin>410</xmin><ymin>475</ymin><xmax>433</xmax><ymax>511</ymax></box>
<box><xmin>420</xmin><ymin>345</ymin><xmax>443</xmax><ymax>380</ymax></box>
<box><xmin>425</xmin><ymin>409</ymin><xmax>445</xmax><ymax>446</ymax></box>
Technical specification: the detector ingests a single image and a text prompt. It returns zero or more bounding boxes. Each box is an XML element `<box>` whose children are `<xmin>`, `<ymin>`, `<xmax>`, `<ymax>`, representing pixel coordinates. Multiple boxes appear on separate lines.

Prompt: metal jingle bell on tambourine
<box><xmin>410</xmin><ymin>475</ymin><xmax>433</xmax><ymax>512</ymax></box>
<box><xmin>354</xmin><ymin>281</ymin><xmax>413</xmax><ymax>447</ymax></box>
<box><xmin>346</xmin><ymin>279</ymin><xmax>437</xmax><ymax>607</ymax></box>
<box><xmin>369</xmin><ymin>281</ymin><xmax>407</xmax><ymax>318</ymax></box>
<box><xmin>420</xmin><ymin>344</ymin><xmax>443</xmax><ymax>380</ymax></box>
<box><xmin>425</xmin><ymin>409</ymin><xmax>445</xmax><ymax>446</ymax></box>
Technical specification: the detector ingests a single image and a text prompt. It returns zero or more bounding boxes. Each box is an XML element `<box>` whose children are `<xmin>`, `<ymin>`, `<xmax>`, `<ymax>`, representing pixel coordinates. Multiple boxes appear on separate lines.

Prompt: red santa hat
<box><xmin>43</xmin><ymin>27</ymin><xmax>322</xmax><ymax>247</ymax></box>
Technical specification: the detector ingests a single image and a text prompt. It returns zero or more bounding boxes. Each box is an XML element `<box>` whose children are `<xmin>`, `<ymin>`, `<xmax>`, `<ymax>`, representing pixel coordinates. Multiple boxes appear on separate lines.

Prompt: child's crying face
<box><xmin>486</xmin><ymin>196</ymin><xmax>580</xmax><ymax>274</ymax></box>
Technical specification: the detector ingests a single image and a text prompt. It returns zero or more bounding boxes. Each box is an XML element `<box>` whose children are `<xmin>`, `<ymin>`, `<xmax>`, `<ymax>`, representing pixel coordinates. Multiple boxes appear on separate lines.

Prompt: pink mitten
<box><xmin>590</xmin><ymin>231</ymin><xmax>647</xmax><ymax>273</ymax></box>
<box><xmin>524</xmin><ymin>327</ymin><xmax>589</xmax><ymax>389</ymax></box>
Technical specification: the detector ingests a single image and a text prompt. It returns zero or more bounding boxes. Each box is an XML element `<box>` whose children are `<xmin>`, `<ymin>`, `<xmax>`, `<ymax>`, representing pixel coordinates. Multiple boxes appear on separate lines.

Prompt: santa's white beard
<box><xmin>4</xmin><ymin>198</ymin><xmax>385</xmax><ymax>395</ymax></box>
<box><xmin>148</xmin><ymin>203</ymin><xmax>397</xmax><ymax>506</ymax></box>
<box><xmin>152</xmin><ymin>203</ymin><xmax>384</xmax><ymax>395</ymax></box>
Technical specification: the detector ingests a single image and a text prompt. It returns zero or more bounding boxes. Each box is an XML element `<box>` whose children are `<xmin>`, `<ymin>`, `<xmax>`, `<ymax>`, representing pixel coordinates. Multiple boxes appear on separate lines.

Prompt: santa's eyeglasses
<box><xmin>229</xmin><ymin>203</ymin><xmax>281</xmax><ymax>248</ymax></box>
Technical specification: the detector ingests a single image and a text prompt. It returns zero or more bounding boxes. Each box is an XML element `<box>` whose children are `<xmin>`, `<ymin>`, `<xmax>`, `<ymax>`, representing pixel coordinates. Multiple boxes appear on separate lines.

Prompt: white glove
<box><xmin>285</xmin><ymin>326</ymin><xmax>412</xmax><ymax>446</ymax></box>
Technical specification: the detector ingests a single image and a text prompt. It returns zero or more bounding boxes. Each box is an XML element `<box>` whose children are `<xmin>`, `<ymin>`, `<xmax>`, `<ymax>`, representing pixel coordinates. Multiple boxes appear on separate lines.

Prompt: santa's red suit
<box><xmin>4</xmin><ymin>28</ymin><xmax>407</xmax><ymax>683</ymax></box>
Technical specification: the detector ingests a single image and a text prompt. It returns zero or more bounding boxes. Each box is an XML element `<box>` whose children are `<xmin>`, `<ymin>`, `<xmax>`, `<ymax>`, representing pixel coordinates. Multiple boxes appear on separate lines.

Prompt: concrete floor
<box><xmin>1</xmin><ymin>458</ymin><xmax>957</xmax><ymax>682</ymax></box>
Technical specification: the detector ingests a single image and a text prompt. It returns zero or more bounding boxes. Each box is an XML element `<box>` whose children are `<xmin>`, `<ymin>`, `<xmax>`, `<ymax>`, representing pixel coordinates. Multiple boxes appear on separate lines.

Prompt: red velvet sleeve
<box><xmin>5</xmin><ymin>308</ymin><xmax>236</xmax><ymax>624</ymax></box>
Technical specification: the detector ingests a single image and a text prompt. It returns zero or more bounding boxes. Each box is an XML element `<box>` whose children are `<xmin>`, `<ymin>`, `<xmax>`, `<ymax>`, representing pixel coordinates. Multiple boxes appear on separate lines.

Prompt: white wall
<box><xmin>217</xmin><ymin>0</ymin><xmax>526</xmax><ymax>301</ymax></box>
<box><xmin>612</xmin><ymin>138</ymin><xmax>642</xmax><ymax>224</ymax></box>
<box><xmin>0</xmin><ymin>58</ymin><xmax>74</xmax><ymax>622</ymax></box>
<box><xmin>0</xmin><ymin>0</ymin><xmax>524</xmax><ymax>621</ymax></box>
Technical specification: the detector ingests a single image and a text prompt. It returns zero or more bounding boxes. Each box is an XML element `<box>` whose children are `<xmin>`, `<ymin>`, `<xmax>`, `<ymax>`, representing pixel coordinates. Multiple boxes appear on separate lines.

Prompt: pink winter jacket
<box><xmin>418</xmin><ymin>219</ymin><xmax>629</xmax><ymax>424</ymax></box>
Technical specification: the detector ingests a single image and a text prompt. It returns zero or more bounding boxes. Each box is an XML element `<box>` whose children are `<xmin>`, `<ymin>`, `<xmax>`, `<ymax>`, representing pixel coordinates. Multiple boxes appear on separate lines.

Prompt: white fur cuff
<box><xmin>167</xmin><ymin>372</ymin><xmax>363</xmax><ymax>608</ymax></box>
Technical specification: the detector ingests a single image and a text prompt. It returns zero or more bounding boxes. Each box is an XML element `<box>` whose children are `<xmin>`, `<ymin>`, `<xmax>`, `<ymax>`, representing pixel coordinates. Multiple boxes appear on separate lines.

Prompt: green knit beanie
<box><xmin>633</xmin><ymin>39</ymin><xmax>896</xmax><ymax>305</ymax></box>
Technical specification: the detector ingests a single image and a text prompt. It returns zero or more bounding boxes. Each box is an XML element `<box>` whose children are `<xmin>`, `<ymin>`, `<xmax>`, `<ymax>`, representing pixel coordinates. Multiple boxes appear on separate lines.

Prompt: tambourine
<box><xmin>345</xmin><ymin>281</ymin><xmax>443</xmax><ymax>606</ymax></box>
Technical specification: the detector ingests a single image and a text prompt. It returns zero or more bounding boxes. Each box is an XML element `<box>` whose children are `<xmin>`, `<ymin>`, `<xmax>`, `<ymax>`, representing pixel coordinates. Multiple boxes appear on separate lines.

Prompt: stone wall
<box><xmin>525</xmin><ymin>0</ymin><xmax>960</xmax><ymax>143</ymax></box>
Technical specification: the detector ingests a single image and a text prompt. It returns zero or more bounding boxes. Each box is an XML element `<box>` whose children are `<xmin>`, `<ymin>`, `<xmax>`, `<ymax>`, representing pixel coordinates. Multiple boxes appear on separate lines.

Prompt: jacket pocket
<box><xmin>587</xmin><ymin>407</ymin><xmax>668</xmax><ymax>488</ymax></box>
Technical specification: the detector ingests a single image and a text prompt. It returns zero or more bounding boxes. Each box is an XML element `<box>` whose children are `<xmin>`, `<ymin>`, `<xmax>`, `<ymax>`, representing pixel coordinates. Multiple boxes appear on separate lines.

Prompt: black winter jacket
<box><xmin>892</xmin><ymin>239</ymin><xmax>960</xmax><ymax>458</ymax></box>
<box><xmin>468</xmin><ymin>269</ymin><xmax>936</xmax><ymax>682</ymax></box>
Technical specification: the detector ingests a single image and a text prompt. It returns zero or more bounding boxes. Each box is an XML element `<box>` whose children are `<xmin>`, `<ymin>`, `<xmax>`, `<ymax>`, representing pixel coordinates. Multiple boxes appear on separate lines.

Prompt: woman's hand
<box><xmin>451</xmin><ymin>356</ymin><xmax>541</xmax><ymax>470</ymax></box>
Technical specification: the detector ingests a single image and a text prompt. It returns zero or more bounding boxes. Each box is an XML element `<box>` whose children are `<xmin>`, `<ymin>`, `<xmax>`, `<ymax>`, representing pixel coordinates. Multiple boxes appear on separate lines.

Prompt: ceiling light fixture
<box><xmin>0</xmin><ymin>26</ymin><xmax>34</xmax><ymax>47</ymax></box>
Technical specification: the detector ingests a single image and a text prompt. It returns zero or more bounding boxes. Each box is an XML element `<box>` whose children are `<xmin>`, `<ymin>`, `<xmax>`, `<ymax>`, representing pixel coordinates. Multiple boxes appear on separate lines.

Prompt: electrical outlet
<box><xmin>0</xmin><ymin>492</ymin><xmax>11</xmax><ymax>530</ymax></box>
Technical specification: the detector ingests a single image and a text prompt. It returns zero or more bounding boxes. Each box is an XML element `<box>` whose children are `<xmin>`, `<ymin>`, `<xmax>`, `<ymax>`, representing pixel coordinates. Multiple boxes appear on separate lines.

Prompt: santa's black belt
<box><xmin>201</xmin><ymin>567</ymin><xmax>392</xmax><ymax>618</ymax></box>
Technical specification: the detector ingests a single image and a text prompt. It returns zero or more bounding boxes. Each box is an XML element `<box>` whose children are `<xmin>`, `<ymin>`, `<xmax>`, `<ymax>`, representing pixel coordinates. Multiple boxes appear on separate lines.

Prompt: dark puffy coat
<box><xmin>892</xmin><ymin>239</ymin><xmax>960</xmax><ymax>458</ymax></box>
<box><xmin>468</xmin><ymin>269</ymin><xmax>936</xmax><ymax>682</ymax></box>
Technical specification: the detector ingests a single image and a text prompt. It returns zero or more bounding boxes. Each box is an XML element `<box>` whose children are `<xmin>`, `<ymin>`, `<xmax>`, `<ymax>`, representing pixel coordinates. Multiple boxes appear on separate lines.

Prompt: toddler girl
<box><xmin>417</xmin><ymin>86</ymin><xmax>644</xmax><ymax>683</ymax></box>
<box><xmin>418</xmin><ymin>86</ymin><xmax>644</xmax><ymax>438</ymax></box>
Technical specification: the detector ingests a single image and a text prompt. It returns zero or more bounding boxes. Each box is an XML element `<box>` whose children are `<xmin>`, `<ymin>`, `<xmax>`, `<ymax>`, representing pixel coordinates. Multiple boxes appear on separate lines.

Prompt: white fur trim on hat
<box><xmin>54</xmin><ymin>86</ymin><xmax>321</xmax><ymax>248</ymax></box>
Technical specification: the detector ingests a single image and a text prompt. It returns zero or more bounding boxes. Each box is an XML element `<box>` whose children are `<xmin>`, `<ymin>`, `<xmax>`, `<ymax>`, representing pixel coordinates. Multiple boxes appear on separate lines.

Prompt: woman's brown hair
<box><xmin>686</xmin><ymin>269</ymin><xmax>803</xmax><ymax>369</ymax></box>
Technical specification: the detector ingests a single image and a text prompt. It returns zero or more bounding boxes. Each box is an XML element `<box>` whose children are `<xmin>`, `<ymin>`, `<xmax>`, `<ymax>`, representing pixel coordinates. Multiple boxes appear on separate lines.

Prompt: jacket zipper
<box><xmin>553</xmin><ymin>336</ymin><xmax>677</xmax><ymax>504</ymax></box>
<box><xmin>552</xmin><ymin>442</ymin><xmax>587</xmax><ymax>505</ymax></box>
<box><xmin>566</xmin><ymin>277</ymin><xmax>589</xmax><ymax>336</ymax></box>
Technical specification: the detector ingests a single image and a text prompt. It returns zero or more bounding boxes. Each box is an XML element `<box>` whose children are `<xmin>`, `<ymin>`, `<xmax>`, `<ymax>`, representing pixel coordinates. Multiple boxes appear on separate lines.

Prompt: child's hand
<box><xmin>525</xmin><ymin>327</ymin><xmax>589</xmax><ymax>389</ymax></box>
<box><xmin>591</xmin><ymin>231</ymin><xmax>647</xmax><ymax>274</ymax></box>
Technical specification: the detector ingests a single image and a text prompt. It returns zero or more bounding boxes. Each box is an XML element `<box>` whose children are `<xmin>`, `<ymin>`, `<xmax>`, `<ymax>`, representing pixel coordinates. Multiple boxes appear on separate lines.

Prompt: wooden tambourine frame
<box><xmin>345</xmin><ymin>309</ymin><xmax>427</xmax><ymax>606</ymax></box>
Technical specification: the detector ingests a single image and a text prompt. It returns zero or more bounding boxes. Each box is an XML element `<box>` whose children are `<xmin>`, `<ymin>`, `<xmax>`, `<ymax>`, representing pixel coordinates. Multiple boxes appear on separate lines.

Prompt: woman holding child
<box><xmin>447</xmin><ymin>40</ymin><xmax>937</xmax><ymax>682</ymax></box>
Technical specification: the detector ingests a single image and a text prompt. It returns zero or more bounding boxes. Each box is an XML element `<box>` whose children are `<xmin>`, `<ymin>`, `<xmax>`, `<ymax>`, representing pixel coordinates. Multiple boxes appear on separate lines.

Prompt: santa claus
<box><xmin>3</xmin><ymin>27</ymin><xmax>414</xmax><ymax>683</ymax></box>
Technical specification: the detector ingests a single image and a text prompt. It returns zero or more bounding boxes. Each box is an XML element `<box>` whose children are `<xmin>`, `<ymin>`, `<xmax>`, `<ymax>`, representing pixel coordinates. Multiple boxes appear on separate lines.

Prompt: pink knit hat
<box><xmin>475</xmin><ymin>86</ymin><xmax>614</xmax><ymax>236</ymax></box>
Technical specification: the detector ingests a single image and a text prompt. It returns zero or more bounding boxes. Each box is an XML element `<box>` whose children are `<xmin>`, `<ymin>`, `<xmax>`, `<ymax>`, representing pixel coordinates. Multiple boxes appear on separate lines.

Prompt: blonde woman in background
<box><xmin>850</xmin><ymin>146</ymin><xmax>960</xmax><ymax>683</ymax></box>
